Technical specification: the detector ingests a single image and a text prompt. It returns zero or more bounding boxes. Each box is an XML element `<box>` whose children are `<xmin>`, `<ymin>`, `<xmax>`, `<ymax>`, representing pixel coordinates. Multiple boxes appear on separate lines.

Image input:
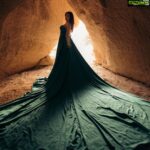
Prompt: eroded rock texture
<box><xmin>68</xmin><ymin>0</ymin><xmax>150</xmax><ymax>84</ymax></box>
<box><xmin>0</xmin><ymin>0</ymin><xmax>77</xmax><ymax>79</ymax></box>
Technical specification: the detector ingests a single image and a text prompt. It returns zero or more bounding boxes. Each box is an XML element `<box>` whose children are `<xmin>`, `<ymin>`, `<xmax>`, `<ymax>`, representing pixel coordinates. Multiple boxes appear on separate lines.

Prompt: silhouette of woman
<box><xmin>0</xmin><ymin>11</ymin><xmax>150</xmax><ymax>150</ymax></box>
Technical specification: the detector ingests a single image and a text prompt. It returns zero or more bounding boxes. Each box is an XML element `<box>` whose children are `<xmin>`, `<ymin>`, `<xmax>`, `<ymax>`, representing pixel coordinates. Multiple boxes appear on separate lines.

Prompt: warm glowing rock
<box><xmin>36</xmin><ymin>55</ymin><xmax>52</xmax><ymax>67</ymax></box>
<box><xmin>68</xmin><ymin>0</ymin><xmax>150</xmax><ymax>84</ymax></box>
<box><xmin>0</xmin><ymin>0</ymin><xmax>78</xmax><ymax>78</ymax></box>
<box><xmin>1</xmin><ymin>0</ymin><xmax>150</xmax><ymax>85</ymax></box>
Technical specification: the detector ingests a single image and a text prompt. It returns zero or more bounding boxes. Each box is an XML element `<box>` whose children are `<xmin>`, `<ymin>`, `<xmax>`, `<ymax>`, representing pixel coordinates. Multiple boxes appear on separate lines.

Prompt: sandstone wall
<box><xmin>68</xmin><ymin>0</ymin><xmax>150</xmax><ymax>84</ymax></box>
<box><xmin>1</xmin><ymin>0</ymin><xmax>150</xmax><ymax>85</ymax></box>
<box><xmin>0</xmin><ymin>0</ymin><xmax>77</xmax><ymax>78</ymax></box>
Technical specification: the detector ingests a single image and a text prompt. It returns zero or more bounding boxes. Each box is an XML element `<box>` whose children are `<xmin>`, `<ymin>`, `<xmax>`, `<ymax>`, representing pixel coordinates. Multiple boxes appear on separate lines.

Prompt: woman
<box><xmin>0</xmin><ymin>11</ymin><xmax>150</xmax><ymax>150</ymax></box>
<box><xmin>64</xmin><ymin>11</ymin><xmax>74</xmax><ymax>48</ymax></box>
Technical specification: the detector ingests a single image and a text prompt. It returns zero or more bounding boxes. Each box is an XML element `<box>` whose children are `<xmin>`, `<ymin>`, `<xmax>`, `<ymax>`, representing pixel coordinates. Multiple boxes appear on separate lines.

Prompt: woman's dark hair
<box><xmin>65</xmin><ymin>11</ymin><xmax>74</xmax><ymax>31</ymax></box>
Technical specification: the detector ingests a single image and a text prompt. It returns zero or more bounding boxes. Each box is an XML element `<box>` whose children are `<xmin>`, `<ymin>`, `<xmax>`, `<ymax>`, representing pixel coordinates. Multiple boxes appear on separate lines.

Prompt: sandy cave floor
<box><xmin>0</xmin><ymin>64</ymin><xmax>150</xmax><ymax>105</ymax></box>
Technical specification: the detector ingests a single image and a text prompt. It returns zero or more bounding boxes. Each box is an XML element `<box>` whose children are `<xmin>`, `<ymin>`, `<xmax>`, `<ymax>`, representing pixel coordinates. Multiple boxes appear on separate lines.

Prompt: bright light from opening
<box><xmin>49</xmin><ymin>20</ymin><xmax>95</xmax><ymax>65</ymax></box>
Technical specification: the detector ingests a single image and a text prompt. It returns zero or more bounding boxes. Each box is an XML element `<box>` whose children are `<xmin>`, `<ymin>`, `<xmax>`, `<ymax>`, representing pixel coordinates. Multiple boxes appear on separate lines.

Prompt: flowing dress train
<box><xmin>0</xmin><ymin>25</ymin><xmax>150</xmax><ymax>150</ymax></box>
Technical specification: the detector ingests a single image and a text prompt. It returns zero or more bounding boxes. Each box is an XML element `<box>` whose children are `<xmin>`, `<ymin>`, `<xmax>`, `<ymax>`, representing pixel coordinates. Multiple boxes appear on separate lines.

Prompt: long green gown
<box><xmin>0</xmin><ymin>25</ymin><xmax>150</xmax><ymax>150</ymax></box>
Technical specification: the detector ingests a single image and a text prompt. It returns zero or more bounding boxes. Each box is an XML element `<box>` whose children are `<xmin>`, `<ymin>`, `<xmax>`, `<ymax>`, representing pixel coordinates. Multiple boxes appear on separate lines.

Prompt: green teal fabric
<box><xmin>0</xmin><ymin>25</ymin><xmax>150</xmax><ymax>150</ymax></box>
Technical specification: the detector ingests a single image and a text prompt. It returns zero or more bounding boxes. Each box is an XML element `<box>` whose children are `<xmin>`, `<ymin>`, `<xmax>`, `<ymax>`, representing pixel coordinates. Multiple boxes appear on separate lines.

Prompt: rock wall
<box><xmin>1</xmin><ymin>0</ymin><xmax>150</xmax><ymax>85</ymax></box>
<box><xmin>0</xmin><ymin>0</ymin><xmax>77</xmax><ymax>78</ymax></box>
<box><xmin>68</xmin><ymin>0</ymin><xmax>150</xmax><ymax>84</ymax></box>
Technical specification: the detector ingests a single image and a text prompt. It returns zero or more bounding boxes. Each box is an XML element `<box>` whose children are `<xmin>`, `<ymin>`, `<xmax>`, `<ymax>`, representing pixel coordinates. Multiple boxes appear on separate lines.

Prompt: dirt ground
<box><xmin>0</xmin><ymin>64</ymin><xmax>150</xmax><ymax>105</ymax></box>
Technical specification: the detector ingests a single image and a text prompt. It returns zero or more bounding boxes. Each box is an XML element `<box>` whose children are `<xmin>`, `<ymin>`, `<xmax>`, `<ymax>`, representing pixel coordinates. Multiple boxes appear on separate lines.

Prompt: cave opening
<box><xmin>49</xmin><ymin>20</ymin><xmax>96</xmax><ymax>66</ymax></box>
<box><xmin>0</xmin><ymin>0</ymin><xmax>150</xmax><ymax>104</ymax></box>
<box><xmin>0</xmin><ymin>1</ymin><xmax>150</xmax><ymax>149</ymax></box>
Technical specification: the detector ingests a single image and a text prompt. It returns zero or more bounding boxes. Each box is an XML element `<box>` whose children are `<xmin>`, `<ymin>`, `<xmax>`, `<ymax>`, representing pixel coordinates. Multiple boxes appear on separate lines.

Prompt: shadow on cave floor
<box><xmin>0</xmin><ymin>63</ymin><xmax>150</xmax><ymax>105</ymax></box>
